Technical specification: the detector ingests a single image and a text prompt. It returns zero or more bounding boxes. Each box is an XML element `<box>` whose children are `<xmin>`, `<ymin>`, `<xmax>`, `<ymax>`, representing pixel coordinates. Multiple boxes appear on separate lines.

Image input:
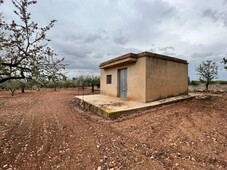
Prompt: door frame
<box><xmin>118</xmin><ymin>68</ymin><xmax>127</xmax><ymax>99</ymax></box>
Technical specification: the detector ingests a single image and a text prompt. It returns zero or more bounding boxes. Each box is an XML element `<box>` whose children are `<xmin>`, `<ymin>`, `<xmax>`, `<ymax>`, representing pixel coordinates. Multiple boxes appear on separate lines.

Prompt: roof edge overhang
<box><xmin>100</xmin><ymin>53</ymin><xmax>138</xmax><ymax>69</ymax></box>
<box><xmin>138</xmin><ymin>52</ymin><xmax>188</xmax><ymax>64</ymax></box>
<box><xmin>99</xmin><ymin>51</ymin><xmax>188</xmax><ymax>69</ymax></box>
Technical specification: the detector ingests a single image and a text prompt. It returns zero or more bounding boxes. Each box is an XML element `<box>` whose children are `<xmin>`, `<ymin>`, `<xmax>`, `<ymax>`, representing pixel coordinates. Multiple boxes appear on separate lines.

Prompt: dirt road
<box><xmin>0</xmin><ymin>90</ymin><xmax>226</xmax><ymax>169</ymax></box>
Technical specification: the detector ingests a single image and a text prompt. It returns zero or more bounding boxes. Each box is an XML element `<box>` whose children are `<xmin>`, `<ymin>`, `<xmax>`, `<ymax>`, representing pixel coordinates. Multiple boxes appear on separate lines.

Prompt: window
<box><xmin>106</xmin><ymin>75</ymin><xmax>112</xmax><ymax>84</ymax></box>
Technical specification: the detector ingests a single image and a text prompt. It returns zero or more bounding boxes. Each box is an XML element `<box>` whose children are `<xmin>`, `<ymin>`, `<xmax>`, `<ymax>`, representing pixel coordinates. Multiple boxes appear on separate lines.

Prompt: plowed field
<box><xmin>0</xmin><ymin>89</ymin><xmax>226</xmax><ymax>170</ymax></box>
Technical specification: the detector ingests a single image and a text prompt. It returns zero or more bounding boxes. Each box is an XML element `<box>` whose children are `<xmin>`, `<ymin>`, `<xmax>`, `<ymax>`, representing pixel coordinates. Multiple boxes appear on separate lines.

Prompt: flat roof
<box><xmin>99</xmin><ymin>51</ymin><xmax>188</xmax><ymax>68</ymax></box>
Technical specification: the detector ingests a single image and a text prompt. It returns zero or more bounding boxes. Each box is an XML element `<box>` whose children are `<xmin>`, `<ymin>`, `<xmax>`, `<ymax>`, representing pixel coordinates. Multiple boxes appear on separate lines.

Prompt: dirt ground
<box><xmin>0</xmin><ymin>89</ymin><xmax>226</xmax><ymax>170</ymax></box>
<box><xmin>189</xmin><ymin>84</ymin><xmax>227</xmax><ymax>92</ymax></box>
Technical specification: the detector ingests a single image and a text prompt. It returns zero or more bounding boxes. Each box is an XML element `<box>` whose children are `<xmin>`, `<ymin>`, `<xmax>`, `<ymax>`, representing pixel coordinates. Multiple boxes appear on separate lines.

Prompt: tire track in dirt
<box><xmin>18</xmin><ymin>91</ymin><xmax>69</xmax><ymax>169</ymax></box>
<box><xmin>0</xmin><ymin>92</ymin><xmax>45</xmax><ymax>169</ymax></box>
<box><xmin>51</xmin><ymin>96</ymin><xmax>102</xmax><ymax>169</ymax></box>
<box><xmin>2</xmin><ymin>90</ymin><xmax>102</xmax><ymax>169</ymax></box>
<box><xmin>70</xmin><ymin>106</ymin><xmax>164</xmax><ymax>169</ymax></box>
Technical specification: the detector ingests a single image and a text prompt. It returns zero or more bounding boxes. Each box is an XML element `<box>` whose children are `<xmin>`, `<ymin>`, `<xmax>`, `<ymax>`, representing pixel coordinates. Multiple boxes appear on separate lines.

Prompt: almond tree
<box><xmin>0</xmin><ymin>0</ymin><xmax>65</xmax><ymax>84</ymax></box>
<box><xmin>196</xmin><ymin>60</ymin><xmax>218</xmax><ymax>91</ymax></box>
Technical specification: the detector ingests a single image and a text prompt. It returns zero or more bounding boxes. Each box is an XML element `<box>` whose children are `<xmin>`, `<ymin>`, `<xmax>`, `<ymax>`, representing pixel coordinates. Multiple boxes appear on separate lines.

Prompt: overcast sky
<box><xmin>1</xmin><ymin>0</ymin><xmax>227</xmax><ymax>80</ymax></box>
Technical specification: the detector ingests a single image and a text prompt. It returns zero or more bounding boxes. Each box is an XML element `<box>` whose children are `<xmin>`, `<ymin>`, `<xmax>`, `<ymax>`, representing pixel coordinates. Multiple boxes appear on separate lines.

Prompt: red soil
<box><xmin>0</xmin><ymin>89</ymin><xmax>226</xmax><ymax>169</ymax></box>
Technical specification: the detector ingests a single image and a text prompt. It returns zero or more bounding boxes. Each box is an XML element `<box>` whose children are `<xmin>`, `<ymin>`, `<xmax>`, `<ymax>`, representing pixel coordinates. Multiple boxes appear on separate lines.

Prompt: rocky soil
<box><xmin>0</xmin><ymin>89</ymin><xmax>226</xmax><ymax>170</ymax></box>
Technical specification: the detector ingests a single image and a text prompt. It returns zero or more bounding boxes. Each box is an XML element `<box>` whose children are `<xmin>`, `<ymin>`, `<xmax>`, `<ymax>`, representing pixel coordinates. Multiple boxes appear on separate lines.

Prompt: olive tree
<box><xmin>0</xmin><ymin>0</ymin><xmax>65</xmax><ymax>84</ymax></box>
<box><xmin>2</xmin><ymin>80</ymin><xmax>21</xmax><ymax>96</ymax></box>
<box><xmin>223</xmin><ymin>58</ymin><xmax>227</xmax><ymax>70</ymax></box>
<box><xmin>75</xmin><ymin>75</ymin><xmax>100</xmax><ymax>92</ymax></box>
<box><xmin>196</xmin><ymin>60</ymin><xmax>218</xmax><ymax>91</ymax></box>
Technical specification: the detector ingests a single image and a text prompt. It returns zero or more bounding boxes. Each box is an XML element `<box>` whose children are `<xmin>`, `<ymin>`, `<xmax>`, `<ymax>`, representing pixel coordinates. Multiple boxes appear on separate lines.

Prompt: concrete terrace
<box><xmin>74</xmin><ymin>94</ymin><xmax>194</xmax><ymax>119</ymax></box>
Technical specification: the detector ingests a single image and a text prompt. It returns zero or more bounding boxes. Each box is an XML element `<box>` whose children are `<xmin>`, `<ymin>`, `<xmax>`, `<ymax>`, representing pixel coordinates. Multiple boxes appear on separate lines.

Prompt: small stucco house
<box><xmin>99</xmin><ymin>51</ymin><xmax>188</xmax><ymax>103</ymax></box>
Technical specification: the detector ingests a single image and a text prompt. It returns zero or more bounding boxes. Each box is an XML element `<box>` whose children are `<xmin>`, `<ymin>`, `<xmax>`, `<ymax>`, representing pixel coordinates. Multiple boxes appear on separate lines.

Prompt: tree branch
<box><xmin>0</xmin><ymin>75</ymin><xmax>25</xmax><ymax>84</ymax></box>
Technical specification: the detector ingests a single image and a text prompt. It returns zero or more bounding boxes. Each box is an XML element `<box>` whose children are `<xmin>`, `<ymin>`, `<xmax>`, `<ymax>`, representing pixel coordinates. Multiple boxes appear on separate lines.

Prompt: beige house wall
<box><xmin>100</xmin><ymin>57</ymin><xmax>146</xmax><ymax>102</ymax></box>
<box><xmin>145</xmin><ymin>57</ymin><xmax>188</xmax><ymax>102</ymax></box>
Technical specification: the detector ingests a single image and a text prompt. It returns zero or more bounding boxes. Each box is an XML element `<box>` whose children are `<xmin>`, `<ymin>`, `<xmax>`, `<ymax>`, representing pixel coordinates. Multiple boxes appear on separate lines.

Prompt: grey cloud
<box><xmin>67</xmin><ymin>56</ymin><xmax>101</xmax><ymax>70</ymax></box>
<box><xmin>84</xmin><ymin>34</ymin><xmax>102</xmax><ymax>43</ymax></box>
<box><xmin>84</xmin><ymin>29</ymin><xmax>111</xmax><ymax>44</ymax></box>
<box><xmin>149</xmin><ymin>45</ymin><xmax>176</xmax><ymax>56</ymax></box>
<box><xmin>2</xmin><ymin>0</ymin><xmax>227</xmax><ymax>80</ymax></box>
<box><xmin>202</xmin><ymin>8</ymin><xmax>227</xmax><ymax>26</ymax></box>
<box><xmin>59</xmin><ymin>49</ymin><xmax>103</xmax><ymax>71</ymax></box>
<box><xmin>52</xmin><ymin>31</ymin><xmax>140</xmax><ymax>72</ymax></box>
<box><xmin>54</xmin><ymin>41</ymin><xmax>93</xmax><ymax>58</ymax></box>
<box><xmin>113</xmin><ymin>30</ymin><xmax>128</xmax><ymax>45</ymax></box>
<box><xmin>118</xmin><ymin>0</ymin><xmax>178</xmax><ymax>45</ymax></box>
<box><xmin>159</xmin><ymin>46</ymin><xmax>175</xmax><ymax>52</ymax></box>
<box><xmin>190</xmin><ymin>53</ymin><xmax>225</xmax><ymax>66</ymax></box>
<box><xmin>134</xmin><ymin>0</ymin><xmax>177</xmax><ymax>20</ymax></box>
<box><xmin>149</xmin><ymin>48</ymin><xmax>156</xmax><ymax>53</ymax></box>
<box><xmin>162</xmin><ymin>7</ymin><xmax>177</xmax><ymax>17</ymax></box>
<box><xmin>63</xmin><ymin>46</ymin><xmax>140</xmax><ymax>71</ymax></box>
<box><xmin>202</xmin><ymin>9</ymin><xmax>218</xmax><ymax>21</ymax></box>
<box><xmin>190</xmin><ymin>52</ymin><xmax>214</xmax><ymax>59</ymax></box>
<box><xmin>113</xmin><ymin>36</ymin><xmax>128</xmax><ymax>45</ymax></box>
<box><xmin>223</xmin><ymin>14</ymin><xmax>227</xmax><ymax>26</ymax></box>
<box><xmin>158</xmin><ymin>46</ymin><xmax>176</xmax><ymax>56</ymax></box>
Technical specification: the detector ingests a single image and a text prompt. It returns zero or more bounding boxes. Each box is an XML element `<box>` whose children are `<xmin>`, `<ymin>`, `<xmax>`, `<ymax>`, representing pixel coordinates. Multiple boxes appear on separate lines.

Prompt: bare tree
<box><xmin>0</xmin><ymin>0</ymin><xmax>65</xmax><ymax>84</ymax></box>
<box><xmin>196</xmin><ymin>60</ymin><xmax>218</xmax><ymax>91</ymax></box>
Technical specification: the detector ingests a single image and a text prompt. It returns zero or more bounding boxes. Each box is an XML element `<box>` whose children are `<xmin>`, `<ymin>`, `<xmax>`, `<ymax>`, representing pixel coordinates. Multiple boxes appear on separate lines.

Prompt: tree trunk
<box><xmin>206</xmin><ymin>82</ymin><xmax>209</xmax><ymax>91</ymax></box>
<box><xmin>53</xmin><ymin>81</ymin><xmax>57</xmax><ymax>91</ymax></box>
<box><xmin>91</xmin><ymin>84</ymin><xmax>94</xmax><ymax>92</ymax></box>
<box><xmin>10</xmin><ymin>89</ymin><xmax>15</xmax><ymax>96</ymax></box>
<box><xmin>21</xmin><ymin>87</ymin><xmax>25</xmax><ymax>93</ymax></box>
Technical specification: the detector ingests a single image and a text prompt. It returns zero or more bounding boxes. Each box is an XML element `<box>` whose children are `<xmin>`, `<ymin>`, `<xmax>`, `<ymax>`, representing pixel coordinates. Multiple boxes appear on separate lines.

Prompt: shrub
<box><xmin>190</xmin><ymin>80</ymin><xmax>200</xmax><ymax>86</ymax></box>
<box><xmin>219</xmin><ymin>81</ymin><xmax>227</xmax><ymax>85</ymax></box>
